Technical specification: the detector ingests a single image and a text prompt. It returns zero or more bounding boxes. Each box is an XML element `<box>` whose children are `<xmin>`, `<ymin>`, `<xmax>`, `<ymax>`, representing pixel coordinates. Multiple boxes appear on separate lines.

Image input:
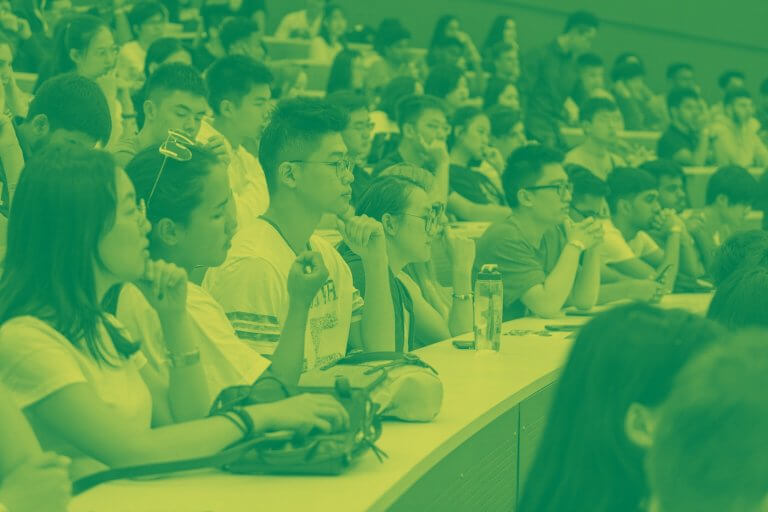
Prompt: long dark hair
<box><xmin>355</xmin><ymin>175</ymin><xmax>424</xmax><ymax>220</ymax></box>
<box><xmin>0</xmin><ymin>145</ymin><xmax>139</xmax><ymax>365</ymax></box>
<box><xmin>326</xmin><ymin>48</ymin><xmax>360</xmax><ymax>94</ymax></box>
<box><xmin>318</xmin><ymin>3</ymin><xmax>346</xmax><ymax>46</ymax></box>
<box><xmin>51</xmin><ymin>14</ymin><xmax>109</xmax><ymax>77</ymax></box>
<box><xmin>429</xmin><ymin>14</ymin><xmax>457</xmax><ymax>49</ymax></box>
<box><xmin>482</xmin><ymin>15</ymin><xmax>514</xmax><ymax>51</ymax></box>
<box><xmin>518</xmin><ymin>303</ymin><xmax>723</xmax><ymax>512</ymax></box>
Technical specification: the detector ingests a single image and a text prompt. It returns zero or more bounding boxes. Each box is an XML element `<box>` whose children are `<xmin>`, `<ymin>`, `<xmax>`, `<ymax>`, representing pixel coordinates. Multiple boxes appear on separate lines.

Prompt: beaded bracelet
<box><xmin>452</xmin><ymin>292</ymin><xmax>474</xmax><ymax>301</ymax></box>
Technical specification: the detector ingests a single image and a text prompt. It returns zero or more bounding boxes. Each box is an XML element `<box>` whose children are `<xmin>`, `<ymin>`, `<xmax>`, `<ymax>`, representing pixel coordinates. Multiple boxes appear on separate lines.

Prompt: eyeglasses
<box><xmin>525</xmin><ymin>181</ymin><xmax>573</xmax><ymax>199</ymax></box>
<box><xmin>146</xmin><ymin>129</ymin><xmax>194</xmax><ymax>210</ymax></box>
<box><xmin>402</xmin><ymin>203</ymin><xmax>443</xmax><ymax>236</ymax></box>
<box><xmin>288</xmin><ymin>158</ymin><xmax>354</xmax><ymax>179</ymax></box>
<box><xmin>570</xmin><ymin>204</ymin><xmax>602</xmax><ymax>219</ymax></box>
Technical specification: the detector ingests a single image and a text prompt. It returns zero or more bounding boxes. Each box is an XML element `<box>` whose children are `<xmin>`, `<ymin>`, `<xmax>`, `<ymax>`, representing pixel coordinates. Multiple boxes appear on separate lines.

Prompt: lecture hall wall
<box><xmin>269</xmin><ymin>0</ymin><xmax>768</xmax><ymax>102</ymax></box>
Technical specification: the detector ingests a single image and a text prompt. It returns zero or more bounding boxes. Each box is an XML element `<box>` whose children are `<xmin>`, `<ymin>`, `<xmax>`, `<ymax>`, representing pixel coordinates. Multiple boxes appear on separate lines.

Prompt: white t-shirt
<box><xmin>203</xmin><ymin>219</ymin><xmax>364</xmax><ymax>371</ymax></box>
<box><xmin>0</xmin><ymin>315</ymin><xmax>152</xmax><ymax>479</ymax></box>
<box><xmin>116</xmin><ymin>283</ymin><xmax>271</xmax><ymax>400</ymax></box>
<box><xmin>628</xmin><ymin>230</ymin><xmax>661</xmax><ymax>258</ymax></box>
<box><xmin>274</xmin><ymin>9</ymin><xmax>322</xmax><ymax>39</ymax></box>
<box><xmin>599</xmin><ymin>219</ymin><xmax>636</xmax><ymax>264</ymax></box>
<box><xmin>197</xmin><ymin>121</ymin><xmax>270</xmax><ymax>230</ymax></box>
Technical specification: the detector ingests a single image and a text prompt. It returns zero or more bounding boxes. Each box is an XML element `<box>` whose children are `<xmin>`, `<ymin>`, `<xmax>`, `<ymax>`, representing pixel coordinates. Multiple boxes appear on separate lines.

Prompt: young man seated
<box><xmin>220</xmin><ymin>17</ymin><xmax>265</xmax><ymax>61</ymax></box>
<box><xmin>602</xmin><ymin>167</ymin><xmax>696</xmax><ymax>292</ymax></box>
<box><xmin>203</xmin><ymin>98</ymin><xmax>396</xmax><ymax>372</ymax></box>
<box><xmin>657</xmin><ymin>87</ymin><xmax>712</xmax><ymax>166</ymax></box>
<box><xmin>487</xmin><ymin>105</ymin><xmax>527</xmax><ymax>164</ymax></box>
<box><xmin>686</xmin><ymin>165</ymin><xmax>757</xmax><ymax>271</ymax></box>
<box><xmin>327</xmin><ymin>90</ymin><xmax>375</xmax><ymax>206</ymax></box>
<box><xmin>200</xmin><ymin>55</ymin><xmax>273</xmax><ymax>229</ymax></box>
<box><xmin>712</xmin><ymin>87</ymin><xmax>768</xmax><ymax>168</ymax></box>
<box><xmin>564</xmin><ymin>97</ymin><xmax>626</xmax><ymax>181</ymax></box>
<box><xmin>474</xmin><ymin>145</ymin><xmax>603</xmax><ymax>319</ymax></box>
<box><xmin>112</xmin><ymin>63</ymin><xmax>211</xmax><ymax>168</ymax></box>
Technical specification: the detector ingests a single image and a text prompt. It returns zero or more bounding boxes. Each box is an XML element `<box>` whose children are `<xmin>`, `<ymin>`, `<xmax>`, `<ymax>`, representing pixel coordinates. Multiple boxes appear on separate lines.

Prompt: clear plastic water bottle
<box><xmin>474</xmin><ymin>264</ymin><xmax>503</xmax><ymax>352</ymax></box>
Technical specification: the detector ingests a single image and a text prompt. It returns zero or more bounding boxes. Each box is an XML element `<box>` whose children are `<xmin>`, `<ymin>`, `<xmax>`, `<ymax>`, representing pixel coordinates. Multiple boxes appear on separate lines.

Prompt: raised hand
<box><xmin>482</xmin><ymin>145</ymin><xmax>505</xmax><ymax>173</ymax></box>
<box><xmin>135</xmin><ymin>259</ymin><xmax>188</xmax><ymax>319</ymax></box>
<box><xmin>202</xmin><ymin>135</ymin><xmax>231</xmax><ymax>167</ymax></box>
<box><xmin>0</xmin><ymin>452</ymin><xmax>71</xmax><ymax>512</ymax></box>
<box><xmin>564</xmin><ymin>217</ymin><xmax>604</xmax><ymax>250</ymax></box>
<box><xmin>445</xmin><ymin>226</ymin><xmax>476</xmax><ymax>275</ymax></box>
<box><xmin>336</xmin><ymin>212</ymin><xmax>387</xmax><ymax>263</ymax></box>
<box><xmin>418</xmin><ymin>134</ymin><xmax>449</xmax><ymax>168</ymax></box>
<box><xmin>287</xmin><ymin>251</ymin><xmax>329</xmax><ymax>306</ymax></box>
<box><xmin>653</xmin><ymin>208</ymin><xmax>686</xmax><ymax>235</ymax></box>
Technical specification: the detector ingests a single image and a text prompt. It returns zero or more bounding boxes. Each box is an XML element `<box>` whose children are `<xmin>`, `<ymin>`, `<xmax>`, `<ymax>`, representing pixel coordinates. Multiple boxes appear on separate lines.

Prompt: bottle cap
<box><xmin>478</xmin><ymin>263</ymin><xmax>502</xmax><ymax>280</ymax></box>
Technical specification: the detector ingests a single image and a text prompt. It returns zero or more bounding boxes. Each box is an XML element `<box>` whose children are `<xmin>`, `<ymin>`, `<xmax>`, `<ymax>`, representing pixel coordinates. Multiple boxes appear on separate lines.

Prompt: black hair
<box><xmin>318</xmin><ymin>3</ymin><xmax>346</xmax><ymax>46</ymax></box>
<box><xmin>502</xmin><ymin>144</ymin><xmax>564</xmax><ymax>207</ymax></box>
<box><xmin>355</xmin><ymin>175</ymin><xmax>424</xmax><ymax>219</ymax></box>
<box><xmin>611</xmin><ymin>61</ymin><xmax>644</xmax><ymax>83</ymax></box>
<box><xmin>28</xmin><ymin>72</ymin><xmax>111</xmax><ymax>147</ymax></box>
<box><xmin>606</xmin><ymin>167</ymin><xmax>658</xmax><ymax>214</ymax></box>
<box><xmin>326</xmin><ymin>48</ymin><xmax>361</xmax><ymax>94</ymax></box>
<box><xmin>206</xmin><ymin>55</ymin><xmax>273</xmax><ymax>116</ymax></box>
<box><xmin>482</xmin><ymin>15</ymin><xmax>514</xmax><ymax>51</ymax></box>
<box><xmin>487</xmin><ymin>104</ymin><xmax>522</xmax><ymax>138</ymax></box>
<box><xmin>144</xmin><ymin>36</ymin><xmax>188</xmax><ymax>77</ymax></box>
<box><xmin>379</xmin><ymin>76</ymin><xmax>420</xmax><ymax>121</ymax></box>
<box><xmin>563</xmin><ymin>10</ymin><xmax>599</xmax><ymax>34</ymax></box>
<box><xmin>718</xmin><ymin>69</ymin><xmax>745</xmax><ymax>90</ymax></box>
<box><xmin>144</xmin><ymin>62</ymin><xmax>207</xmax><ymax>104</ymax></box>
<box><xmin>327</xmin><ymin>90</ymin><xmax>368</xmax><ymax>119</ymax></box>
<box><xmin>51</xmin><ymin>14</ymin><xmax>109</xmax><ymax>76</ymax></box>
<box><xmin>705</xmin><ymin>165</ymin><xmax>757</xmax><ymax>206</ymax></box>
<box><xmin>449</xmin><ymin>105</ymin><xmax>485</xmax><ymax>148</ymax></box>
<box><xmin>125</xmin><ymin>144</ymin><xmax>219</xmax><ymax>226</ymax></box>
<box><xmin>579</xmin><ymin>97</ymin><xmax>619</xmax><ymax>123</ymax></box>
<box><xmin>666</xmin><ymin>87</ymin><xmax>699</xmax><ymax>111</ymax></box>
<box><xmin>577</xmin><ymin>52</ymin><xmax>603</xmax><ymax>69</ymax></box>
<box><xmin>373</xmin><ymin>18</ymin><xmax>410</xmax><ymax>56</ymax></box>
<box><xmin>723</xmin><ymin>86</ymin><xmax>751</xmax><ymax>107</ymax></box>
<box><xmin>567</xmin><ymin>163</ymin><xmax>609</xmax><ymax>198</ymax></box>
<box><xmin>666</xmin><ymin>62</ymin><xmax>693</xmax><ymax>80</ymax></box>
<box><xmin>258</xmin><ymin>97</ymin><xmax>348</xmax><ymax>193</ymax></box>
<box><xmin>127</xmin><ymin>1</ymin><xmax>168</xmax><ymax>37</ymax></box>
<box><xmin>426</xmin><ymin>37</ymin><xmax>464</xmax><ymax>68</ymax></box>
<box><xmin>424</xmin><ymin>64</ymin><xmax>465</xmax><ymax>100</ymax></box>
<box><xmin>649</xmin><ymin>329</ymin><xmax>768</xmax><ymax>512</ymax></box>
<box><xmin>640</xmin><ymin>159</ymin><xmax>685</xmax><ymax>183</ymax></box>
<box><xmin>395</xmin><ymin>94</ymin><xmax>447</xmax><ymax>130</ymax></box>
<box><xmin>519</xmin><ymin>303</ymin><xmax>722</xmax><ymax>512</ymax></box>
<box><xmin>219</xmin><ymin>16</ymin><xmax>260</xmax><ymax>53</ymax></box>
<box><xmin>483</xmin><ymin>77</ymin><xmax>515</xmax><ymax>109</ymax></box>
<box><xmin>710</xmin><ymin>230</ymin><xmax>768</xmax><ymax>287</ymax></box>
<box><xmin>429</xmin><ymin>14</ymin><xmax>458</xmax><ymax>49</ymax></box>
<box><xmin>489</xmin><ymin>41</ymin><xmax>516</xmax><ymax>62</ymax></box>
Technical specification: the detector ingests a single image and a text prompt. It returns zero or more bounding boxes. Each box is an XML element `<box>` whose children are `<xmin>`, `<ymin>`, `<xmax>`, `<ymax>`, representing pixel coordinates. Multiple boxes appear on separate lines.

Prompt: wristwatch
<box><xmin>567</xmin><ymin>239</ymin><xmax>586</xmax><ymax>252</ymax></box>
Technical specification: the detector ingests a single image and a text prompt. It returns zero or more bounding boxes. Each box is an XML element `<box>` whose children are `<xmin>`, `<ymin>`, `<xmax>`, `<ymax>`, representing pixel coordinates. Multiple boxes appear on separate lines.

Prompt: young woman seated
<box><xmin>0</xmin><ymin>145</ymin><xmax>348</xmax><ymax>480</ymax></box>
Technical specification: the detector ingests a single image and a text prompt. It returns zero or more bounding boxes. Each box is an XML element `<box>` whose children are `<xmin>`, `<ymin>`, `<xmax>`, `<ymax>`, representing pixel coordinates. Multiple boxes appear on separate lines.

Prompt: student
<box><xmin>326</xmin><ymin>48</ymin><xmax>364</xmax><ymax>95</ymax></box>
<box><xmin>0</xmin><ymin>385</ymin><xmax>71</xmax><ymax>512</ymax></box>
<box><xmin>189</xmin><ymin>4</ymin><xmax>226</xmax><ymax>72</ymax></box>
<box><xmin>658</xmin><ymin>87</ymin><xmax>712</xmax><ymax>166</ymax></box>
<box><xmin>204</xmin><ymin>98</ymin><xmax>397</xmax><ymax>371</ymax></box>
<box><xmin>603</xmin><ymin>167</ymin><xmax>692</xmax><ymax>291</ymax></box>
<box><xmin>0</xmin><ymin>33</ymin><xmax>32</xmax><ymax>119</ymax></box>
<box><xmin>666</xmin><ymin>62</ymin><xmax>697</xmax><ymax>91</ymax></box>
<box><xmin>274</xmin><ymin>0</ymin><xmax>325</xmax><ymax>40</ymax></box>
<box><xmin>710</xmin><ymin>230</ymin><xmax>768</xmax><ymax>286</ymax></box>
<box><xmin>712</xmin><ymin>88</ymin><xmax>768</xmax><ymax>167</ymax></box>
<box><xmin>219</xmin><ymin>17</ymin><xmax>265</xmax><ymax>62</ymax></box>
<box><xmin>487</xmin><ymin>41</ymin><xmax>519</xmax><ymax>83</ymax></box>
<box><xmin>610</xmin><ymin>60</ymin><xmax>658</xmax><ymax>131</ymax></box>
<box><xmin>481</xmin><ymin>15</ymin><xmax>517</xmax><ymax>67</ymax></box>
<box><xmin>327</xmin><ymin>90</ymin><xmax>374</xmax><ymax>205</ymax></box>
<box><xmin>111</xmin><ymin>63</ymin><xmax>215</xmax><ymax>168</ymax></box>
<box><xmin>647</xmin><ymin>330</ymin><xmax>768</xmax><ymax>512</ymax></box>
<box><xmin>117</xmin><ymin>1</ymin><xmax>168</xmax><ymax>92</ymax></box>
<box><xmin>200</xmin><ymin>55</ymin><xmax>272</xmax><ymax>229</ymax></box>
<box><xmin>45</xmin><ymin>14</ymin><xmax>135</xmax><ymax>148</ymax></box>
<box><xmin>565</xmin><ymin>97</ymin><xmax>626</xmax><ymax>181</ymax></box>
<box><xmin>487</xmin><ymin>105</ymin><xmax>527</xmax><ymax>163</ymax></box>
<box><xmin>122</xmin><ymin>143</ymin><xmax>329</xmax><ymax>389</ymax></box>
<box><xmin>483</xmin><ymin>77</ymin><xmax>520</xmax><ymax>110</ymax></box>
<box><xmin>474</xmin><ymin>145</ymin><xmax>603</xmax><ymax>319</ymax></box>
<box><xmin>309</xmin><ymin>3</ymin><xmax>347</xmax><ymax>65</ymax></box>
<box><xmin>370</xmin><ymin>75</ymin><xmax>421</xmax><ymax>139</ymax></box>
<box><xmin>429</xmin><ymin>15</ymin><xmax>482</xmax><ymax>72</ymax></box>
<box><xmin>572</xmin><ymin>52</ymin><xmax>608</xmax><ymax>106</ymax></box>
<box><xmin>424</xmin><ymin>64</ymin><xmax>470</xmax><ymax>115</ymax></box>
<box><xmin>519</xmin><ymin>10</ymin><xmax>599</xmax><ymax>149</ymax></box>
<box><xmin>686</xmin><ymin>165</ymin><xmax>757</xmax><ymax>271</ymax></box>
<box><xmin>340</xmin><ymin>176</ymin><xmax>473</xmax><ymax>349</ymax></box>
<box><xmin>0</xmin><ymin>145</ymin><xmax>348</xmax><ymax>480</ymax></box>
<box><xmin>640</xmin><ymin>159</ymin><xmax>689</xmax><ymax>213</ymax></box>
<box><xmin>707</xmin><ymin>267</ymin><xmax>768</xmax><ymax>329</ymax></box>
<box><xmin>447</xmin><ymin>106</ymin><xmax>510</xmax><ymax>221</ymax></box>
<box><xmin>518</xmin><ymin>303</ymin><xmax>723</xmax><ymax>512</ymax></box>
<box><xmin>366</xmin><ymin>19</ymin><xmax>412</xmax><ymax>94</ymax></box>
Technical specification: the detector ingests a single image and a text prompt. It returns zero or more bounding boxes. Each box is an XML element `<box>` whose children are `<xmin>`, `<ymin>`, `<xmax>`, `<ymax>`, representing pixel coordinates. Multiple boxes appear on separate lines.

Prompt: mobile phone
<box><xmin>452</xmin><ymin>339</ymin><xmax>475</xmax><ymax>350</ymax></box>
<box><xmin>656</xmin><ymin>264</ymin><xmax>673</xmax><ymax>283</ymax></box>
<box><xmin>544</xmin><ymin>324</ymin><xmax>581</xmax><ymax>332</ymax></box>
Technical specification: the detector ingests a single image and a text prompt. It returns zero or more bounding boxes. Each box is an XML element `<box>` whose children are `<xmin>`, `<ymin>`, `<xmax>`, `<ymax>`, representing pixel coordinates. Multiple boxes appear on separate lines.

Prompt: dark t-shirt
<box><xmin>449</xmin><ymin>164</ymin><xmax>506</xmax><ymax>207</ymax></box>
<box><xmin>351</xmin><ymin>164</ymin><xmax>373</xmax><ymax>207</ymax></box>
<box><xmin>473</xmin><ymin>216</ymin><xmax>566</xmax><ymax>320</ymax></box>
<box><xmin>372</xmin><ymin>149</ymin><xmax>405</xmax><ymax>177</ymax></box>
<box><xmin>337</xmin><ymin>242</ymin><xmax>414</xmax><ymax>352</ymax></box>
<box><xmin>657</xmin><ymin>125</ymin><xmax>698</xmax><ymax>161</ymax></box>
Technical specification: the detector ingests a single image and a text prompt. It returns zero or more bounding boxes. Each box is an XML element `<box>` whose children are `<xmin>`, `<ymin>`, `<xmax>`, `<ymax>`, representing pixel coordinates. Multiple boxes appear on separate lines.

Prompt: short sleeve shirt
<box><xmin>657</xmin><ymin>125</ymin><xmax>698</xmax><ymax>161</ymax></box>
<box><xmin>473</xmin><ymin>216</ymin><xmax>567</xmax><ymax>319</ymax></box>
<box><xmin>203</xmin><ymin>219</ymin><xmax>364</xmax><ymax>371</ymax></box>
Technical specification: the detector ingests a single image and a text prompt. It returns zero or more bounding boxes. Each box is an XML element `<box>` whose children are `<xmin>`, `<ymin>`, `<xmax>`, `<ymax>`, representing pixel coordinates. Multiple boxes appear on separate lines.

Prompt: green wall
<box><xmin>268</xmin><ymin>0</ymin><xmax>768</xmax><ymax>102</ymax></box>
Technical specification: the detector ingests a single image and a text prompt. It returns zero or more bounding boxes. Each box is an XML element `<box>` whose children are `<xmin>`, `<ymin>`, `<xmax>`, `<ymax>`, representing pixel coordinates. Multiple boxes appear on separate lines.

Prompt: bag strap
<box><xmin>71</xmin><ymin>437</ymin><xmax>267</xmax><ymax>497</ymax></box>
<box><xmin>333</xmin><ymin>352</ymin><xmax>438</xmax><ymax>374</ymax></box>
